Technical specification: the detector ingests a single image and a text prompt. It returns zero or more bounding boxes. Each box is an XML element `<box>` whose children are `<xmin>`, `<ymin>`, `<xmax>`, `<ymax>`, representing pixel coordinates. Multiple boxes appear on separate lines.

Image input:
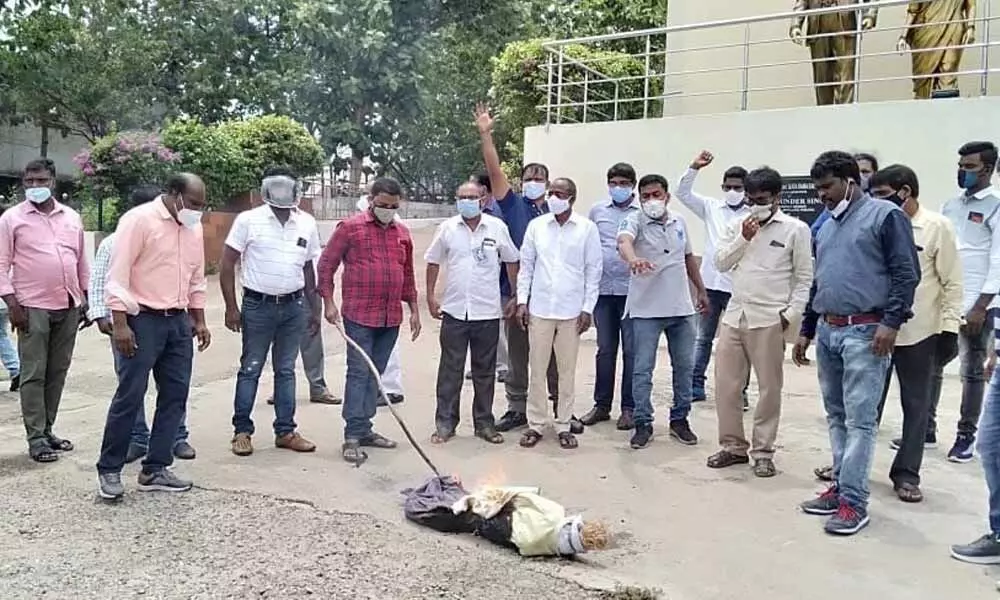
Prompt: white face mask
<box><xmin>829</xmin><ymin>180</ymin><xmax>853</xmax><ymax>219</ymax></box>
<box><xmin>546</xmin><ymin>195</ymin><xmax>571</xmax><ymax>215</ymax></box>
<box><xmin>642</xmin><ymin>199</ymin><xmax>667</xmax><ymax>220</ymax></box>
<box><xmin>751</xmin><ymin>204</ymin><xmax>774</xmax><ymax>221</ymax></box>
<box><xmin>723</xmin><ymin>189</ymin><xmax>745</xmax><ymax>207</ymax></box>
<box><xmin>175</xmin><ymin>195</ymin><xmax>202</xmax><ymax>229</ymax></box>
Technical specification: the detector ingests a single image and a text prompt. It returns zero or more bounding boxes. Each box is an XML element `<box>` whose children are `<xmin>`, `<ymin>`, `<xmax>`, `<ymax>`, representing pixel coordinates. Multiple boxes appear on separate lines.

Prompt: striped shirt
<box><xmin>225</xmin><ymin>205</ymin><xmax>321</xmax><ymax>296</ymax></box>
<box><xmin>87</xmin><ymin>233</ymin><xmax>115</xmax><ymax>321</ymax></box>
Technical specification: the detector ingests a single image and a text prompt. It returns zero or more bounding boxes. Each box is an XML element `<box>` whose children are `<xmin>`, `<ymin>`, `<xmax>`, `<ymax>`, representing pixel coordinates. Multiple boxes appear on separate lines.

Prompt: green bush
<box><xmin>162</xmin><ymin>119</ymin><xmax>255</xmax><ymax>208</ymax></box>
<box><xmin>217</xmin><ymin>115</ymin><xmax>325</xmax><ymax>182</ymax></box>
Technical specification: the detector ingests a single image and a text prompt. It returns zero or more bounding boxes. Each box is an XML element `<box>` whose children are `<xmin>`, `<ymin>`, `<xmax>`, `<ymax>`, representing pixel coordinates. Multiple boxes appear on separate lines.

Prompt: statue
<box><xmin>897</xmin><ymin>0</ymin><xmax>977</xmax><ymax>99</ymax></box>
<box><xmin>790</xmin><ymin>0</ymin><xmax>879</xmax><ymax>105</ymax></box>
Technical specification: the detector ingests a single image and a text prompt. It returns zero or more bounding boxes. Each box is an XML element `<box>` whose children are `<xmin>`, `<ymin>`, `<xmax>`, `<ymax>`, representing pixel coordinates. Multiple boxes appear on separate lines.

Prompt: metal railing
<box><xmin>539</xmin><ymin>0</ymin><xmax>1000</xmax><ymax>124</ymax></box>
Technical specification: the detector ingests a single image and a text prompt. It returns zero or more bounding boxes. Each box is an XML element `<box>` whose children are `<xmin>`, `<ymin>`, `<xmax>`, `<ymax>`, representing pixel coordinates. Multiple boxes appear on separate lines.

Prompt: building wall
<box><xmin>0</xmin><ymin>124</ymin><xmax>89</xmax><ymax>177</ymax></box>
<box><xmin>662</xmin><ymin>0</ymin><xmax>1000</xmax><ymax>116</ymax></box>
<box><xmin>524</xmin><ymin>95</ymin><xmax>1000</xmax><ymax>255</ymax></box>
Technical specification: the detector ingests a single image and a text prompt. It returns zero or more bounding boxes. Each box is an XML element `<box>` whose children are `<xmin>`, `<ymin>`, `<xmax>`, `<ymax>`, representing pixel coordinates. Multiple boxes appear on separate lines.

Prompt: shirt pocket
<box><xmin>960</xmin><ymin>219</ymin><xmax>992</xmax><ymax>249</ymax></box>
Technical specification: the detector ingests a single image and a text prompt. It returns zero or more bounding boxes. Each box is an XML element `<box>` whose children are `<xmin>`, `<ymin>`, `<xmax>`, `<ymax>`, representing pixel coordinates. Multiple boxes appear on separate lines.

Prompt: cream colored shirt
<box><xmin>714</xmin><ymin>210</ymin><xmax>813</xmax><ymax>332</ymax></box>
<box><xmin>896</xmin><ymin>206</ymin><xmax>963</xmax><ymax>347</ymax></box>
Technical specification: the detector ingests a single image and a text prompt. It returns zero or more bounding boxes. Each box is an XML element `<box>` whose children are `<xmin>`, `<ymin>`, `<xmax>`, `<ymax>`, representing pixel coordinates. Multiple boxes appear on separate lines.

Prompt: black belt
<box><xmin>139</xmin><ymin>304</ymin><xmax>186</xmax><ymax>316</ymax></box>
<box><xmin>243</xmin><ymin>288</ymin><xmax>304</xmax><ymax>304</ymax></box>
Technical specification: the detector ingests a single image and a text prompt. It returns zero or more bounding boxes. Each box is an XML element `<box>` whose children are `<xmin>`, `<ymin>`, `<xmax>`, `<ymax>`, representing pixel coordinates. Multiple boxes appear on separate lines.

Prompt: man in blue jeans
<box><xmin>317</xmin><ymin>177</ymin><xmax>421</xmax><ymax>465</ymax></box>
<box><xmin>793</xmin><ymin>151</ymin><xmax>919</xmax><ymax>536</ymax></box>
<box><xmin>221</xmin><ymin>168</ymin><xmax>321</xmax><ymax>457</ymax></box>
<box><xmin>581</xmin><ymin>162</ymin><xmax>639</xmax><ymax>430</ymax></box>
<box><xmin>616</xmin><ymin>174</ymin><xmax>709</xmax><ymax>449</ymax></box>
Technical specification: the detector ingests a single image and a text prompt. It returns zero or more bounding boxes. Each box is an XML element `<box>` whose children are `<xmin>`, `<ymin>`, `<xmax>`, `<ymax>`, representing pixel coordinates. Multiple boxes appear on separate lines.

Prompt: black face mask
<box><xmin>885</xmin><ymin>193</ymin><xmax>906</xmax><ymax>207</ymax></box>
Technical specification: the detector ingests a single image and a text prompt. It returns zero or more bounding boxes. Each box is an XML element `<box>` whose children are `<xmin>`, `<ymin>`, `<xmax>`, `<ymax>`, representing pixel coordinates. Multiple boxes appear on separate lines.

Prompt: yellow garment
<box><xmin>905</xmin><ymin>0</ymin><xmax>973</xmax><ymax>98</ymax></box>
<box><xmin>455</xmin><ymin>488</ymin><xmax>568</xmax><ymax>557</ymax></box>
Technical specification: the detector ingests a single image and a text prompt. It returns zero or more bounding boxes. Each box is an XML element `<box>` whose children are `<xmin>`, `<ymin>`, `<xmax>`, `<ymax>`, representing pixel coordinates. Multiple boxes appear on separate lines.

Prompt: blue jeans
<box><xmin>0</xmin><ymin>311</ymin><xmax>19</xmax><ymax>377</ymax></box>
<box><xmin>632</xmin><ymin>315</ymin><xmax>697</xmax><ymax>426</ymax></box>
<box><xmin>816</xmin><ymin>321</ymin><xmax>891</xmax><ymax>510</ymax></box>
<box><xmin>343</xmin><ymin>319</ymin><xmax>399</xmax><ymax>440</ymax></box>
<box><xmin>979</xmin><ymin>368</ymin><xmax>1000</xmax><ymax>533</ymax></box>
<box><xmin>96</xmin><ymin>312</ymin><xmax>193</xmax><ymax>475</ymax></box>
<box><xmin>111</xmin><ymin>341</ymin><xmax>189</xmax><ymax>448</ymax></box>
<box><xmin>692</xmin><ymin>289</ymin><xmax>730</xmax><ymax>397</ymax></box>
<box><xmin>232</xmin><ymin>294</ymin><xmax>307</xmax><ymax>437</ymax></box>
<box><xmin>593</xmin><ymin>295</ymin><xmax>634</xmax><ymax>411</ymax></box>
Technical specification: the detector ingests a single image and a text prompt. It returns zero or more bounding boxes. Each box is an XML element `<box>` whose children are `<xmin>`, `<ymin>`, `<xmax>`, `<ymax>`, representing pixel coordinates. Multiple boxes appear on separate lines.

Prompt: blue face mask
<box><xmin>959</xmin><ymin>168</ymin><xmax>981</xmax><ymax>190</ymax></box>
<box><xmin>25</xmin><ymin>187</ymin><xmax>52</xmax><ymax>204</ymax></box>
<box><xmin>609</xmin><ymin>185</ymin><xmax>633</xmax><ymax>205</ymax></box>
<box><xmin>522</xmin><ymin>181</ymin><xmax>546</xmax><ymax>200</ymax></box>
<box><xmin>456</xmin><ymin>198</ymin><xmax>481</xmax><ymax>219</ymax></box>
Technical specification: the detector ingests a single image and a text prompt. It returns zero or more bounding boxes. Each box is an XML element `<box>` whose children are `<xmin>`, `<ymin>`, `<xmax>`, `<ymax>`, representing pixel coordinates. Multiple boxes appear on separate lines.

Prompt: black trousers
<box><xmin>435</xmin><ymin>314</ymin><xmax>500</xmax><ymax>434</ymax></box>
<box><xmin>876</xmin><ymin>334</ymin><xmax>938</xmax><ymax>487</ymax></box>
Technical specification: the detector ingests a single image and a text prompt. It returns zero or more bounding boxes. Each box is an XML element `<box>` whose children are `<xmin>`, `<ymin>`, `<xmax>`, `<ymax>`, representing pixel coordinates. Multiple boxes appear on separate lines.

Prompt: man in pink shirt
<box><xmin>0</xmin><ymin>158</ymin><xmax>89</xmax><ymax>463</ymax></box>
<box><xmin>95</xmin><ymin>173</ymin><xmax>212</xmax><ymax>501</ymax></box>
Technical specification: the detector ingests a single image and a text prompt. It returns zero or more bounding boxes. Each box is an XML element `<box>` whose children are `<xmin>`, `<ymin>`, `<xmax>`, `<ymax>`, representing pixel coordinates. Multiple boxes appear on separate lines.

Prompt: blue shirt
<box><xmin>589</xmin><ymin>199</ymin><xmax>639</xmax><ymax>296</ymax></box>
<box><xmin>801</xmin><ymin>195</ymin><xmax>920</xmax><ymax>338</ymax></box>
<box><xmin>496</xmin><ymin>189</ymin><xmax>548</xmax><ymax>297</ymax></box>
<box><xmin>810</xmin><ymin>209</ymin><xmax>831</xmax><ymax>241</ymax></box>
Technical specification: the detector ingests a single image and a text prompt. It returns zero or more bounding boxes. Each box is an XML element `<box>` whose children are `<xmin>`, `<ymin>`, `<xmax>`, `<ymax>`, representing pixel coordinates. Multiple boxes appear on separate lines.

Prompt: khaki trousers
<box><xmin>527</xmin><ymin>316</ymin><xmax>580</xmax><ymax>433</ymax></box>
<box><xmin>715</xmin><ymin>320</ymin><xmax>785</xmax><ymax>459</ymax></box>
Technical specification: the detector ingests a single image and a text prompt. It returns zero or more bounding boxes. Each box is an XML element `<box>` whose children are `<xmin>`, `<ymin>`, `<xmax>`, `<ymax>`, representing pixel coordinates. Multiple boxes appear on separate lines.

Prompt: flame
<box><xmin>472</xmin><ymin>462</ymin><xmax>509</xmax><ymax>491</ymax></box>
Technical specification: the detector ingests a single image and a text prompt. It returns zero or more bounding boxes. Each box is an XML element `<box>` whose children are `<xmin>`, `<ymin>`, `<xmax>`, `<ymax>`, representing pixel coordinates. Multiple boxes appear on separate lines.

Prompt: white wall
<box><xmin>524</xmin><ymin>95</ymin><xmax>1000</xmax><ymax>255</ymax></box>
<box><xmin>0</xmin><ymin>124</ymin><xmax>89</xmax><ymax>178</ymax></box>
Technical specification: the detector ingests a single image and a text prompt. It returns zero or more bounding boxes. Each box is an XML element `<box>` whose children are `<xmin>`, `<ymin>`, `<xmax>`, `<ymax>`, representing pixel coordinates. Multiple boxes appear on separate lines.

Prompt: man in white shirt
<box><xmin>939</xmin><ymin>141</ymin><xmax>1000</xmax><ymax>463</ymax></box>
<box><xmin>709</xmin><ymin>167</ymin><xmax>813</xmax><ymax>478</ymax></box>
<box><xmin>515</xmin><ymin>178</ymin><xmax>602</xmax><ymax>450</ymax></box>
<box><xmin>425</xmin><ymin>181</ymin><xmax>519</xmax><ymax>445</ymax></box>
<box><xmin>618</xmin><ymin>174</ymin><xmax>710</xmax><ymax>450</ymax></box>
<box><xmin>676</xmin><ymin>151</ymin><xmax>751</xmax><ymax>407</ymax></box>
<box><xmin>220</xmin><ymin>168</ymin><xmax>322</xmax><ymax>457</ymax></box>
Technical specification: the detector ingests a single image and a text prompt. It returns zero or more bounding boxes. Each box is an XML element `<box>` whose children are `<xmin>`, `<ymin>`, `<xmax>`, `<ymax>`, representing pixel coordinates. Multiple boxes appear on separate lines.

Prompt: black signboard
<box><xmin>780</xmin><ymin>176</ymin><xmax>825</xmax><ymax>226</ymax></box>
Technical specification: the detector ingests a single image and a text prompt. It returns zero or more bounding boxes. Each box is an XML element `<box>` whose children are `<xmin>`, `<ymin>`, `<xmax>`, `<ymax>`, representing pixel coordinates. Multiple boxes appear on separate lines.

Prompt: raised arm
<box><xmin>475</xmin><ymin>103</ymin><xmax>511</xmax><ymax>202</ymax></box>
<box><xmin>675</xmin><ymin>151</ymin><xmax>717</xmax><ymax>221</ymax></box>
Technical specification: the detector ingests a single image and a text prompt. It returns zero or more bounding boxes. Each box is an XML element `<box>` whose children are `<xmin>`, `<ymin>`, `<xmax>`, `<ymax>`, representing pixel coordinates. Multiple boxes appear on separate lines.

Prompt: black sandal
<box><xmin>519</xmin><ymin>429</ymin><xmax>542</xmax><ymax>448</ymax></box>
<box><xmin>30</xmin><ymin>446</ymin><xmax>59</xmax><ymax>463</ymax></box>
<box><xmin>47</xmin><ymin>436</ymin><xmax>74</xmax><ymax>452</ymax></box>
<box><xmin>475</xmin><ymin>428</ymin><xmax>504</xmax><ymax>445</ymax></box>
<box><xmin>753</xmin><ymin>458</ymin><xmax>777</xmax><ymax>478</ymax></box>
<box><xmin>557</xmin><ymin>431</ymin><xmax>578</xmax><ymax>450</ymax></box>
<box><xmin>360</xmin><ymin>433</ymin><xmax>398</xmax><ymax>449</ymax></box>
<box><xmin>895</xmin><ymin>482</ymin><xmax>923</xmax><ymax>503</ymax></box>
<box><xmin>707</xmin><ymin>450</ymin><xmax>749</xmax><ymax>469</ymax></box>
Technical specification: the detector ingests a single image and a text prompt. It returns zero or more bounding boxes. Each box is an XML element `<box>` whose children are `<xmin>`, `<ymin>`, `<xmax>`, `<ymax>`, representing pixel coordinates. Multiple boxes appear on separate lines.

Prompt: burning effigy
<box><xmin>401</xmin><ymin>476</ymin><xmax>610</xmax><ymax>557</ymax></box>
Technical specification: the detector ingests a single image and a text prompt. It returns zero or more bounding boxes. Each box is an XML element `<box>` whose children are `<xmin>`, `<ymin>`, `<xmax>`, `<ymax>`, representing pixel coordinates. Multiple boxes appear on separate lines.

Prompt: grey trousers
<box><xmin>299</xmin><ymin>325</ymin><xmax>327</xmax><ymax>397</ymax></box>
<box><xmin>19</xmin><ymin>306</ymin><xmax>80</xmax><ymax>448</ymax></box>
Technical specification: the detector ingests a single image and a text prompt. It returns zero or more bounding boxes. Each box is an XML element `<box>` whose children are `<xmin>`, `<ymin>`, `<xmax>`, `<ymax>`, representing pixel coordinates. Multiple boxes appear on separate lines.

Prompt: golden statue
<box><xmin>897</xmin><ymin>0</ymin><xmax>977</xmax><ymax>99</ymax></box>
<box><xmin>790</xmin><ymin>0</ymin><xmax>879</xmax><ymax>105</ymax></box>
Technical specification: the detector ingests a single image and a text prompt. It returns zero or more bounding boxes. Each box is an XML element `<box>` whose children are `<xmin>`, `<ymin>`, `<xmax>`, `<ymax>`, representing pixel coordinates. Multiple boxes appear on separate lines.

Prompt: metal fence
<box><xmin>539</xmin><ymin>0</ymin><xmax>1000</xmax><ymax>124</ymax></box>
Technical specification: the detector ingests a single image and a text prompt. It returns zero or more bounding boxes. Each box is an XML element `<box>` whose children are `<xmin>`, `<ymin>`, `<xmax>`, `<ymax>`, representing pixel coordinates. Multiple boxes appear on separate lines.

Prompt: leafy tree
<box><xmin>217</xmin><ymin>115</ymin><xmax>325</xmax><ymax>182</ymax></box>
<box><xmin>161</xmin><ymin>119</ymin><xmax>256</xmax><ymax>208</ymax></box>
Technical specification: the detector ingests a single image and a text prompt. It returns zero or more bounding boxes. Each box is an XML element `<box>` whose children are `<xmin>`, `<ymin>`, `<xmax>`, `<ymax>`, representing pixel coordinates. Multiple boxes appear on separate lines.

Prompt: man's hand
<box><xmin>428</xmin><ymin>296</ymin><xmax>442</xmax><ymax>320</ymax></box>
<box><xmin>307</xmin><ymin>314</ymin><xmax>320</xmax><ymax>337</ymax></box>
<box><xmin>474</xmin><ymin>103</ymin><xmax>493</xmax><ymax>134</ymax></box>
<box><xmin>97</xmin><ymin>317</ymin><xmax>113</xmax><ymax>336</ymax></box>
<box><xmin>961</xmin><ymin>26</ymin><xmax>975</xmax><ymax>46</ymax></box>
<box><xmin>987</xmin><ymin>352</ymin><xmax>997</xmax><ymax>381</ymax></box>
<box><xmin>790</xmin><ymin>26</ymin><xmax>805</xmax><ymax>46</ymax></box>
<box><xmin>7</xmin><ymin>302</ymin><xmax>27</xmax><ymax>333</ymax></box>
<box><xmin>502</xmin><ymin>298</ymin><xmax>517</xmax><ymax>320</ymax></box>
<box><xmin>224</xmin><ymin>305</ymin><xmax>241</xmax><ymax>333</ymax></box>
<box><xmin>741</xmin><ymin>217</ymin><xmax>760</xmax><ymax>241</ymax></box>
<box><xmin>861</xmin><ymin>16</ymin><xmax>875</xmax><ymax>31</ymax></box>
<box><xmin>695</xmin><ymin>290</ymin><xmax>710</xmax><ymax>316</ymax></box>
<box><xmin>576</xmin><ymin>312</ymin><xmax>592</xmax><ymax>335</ymax></box>
<box><xmin>965</xmin><ymin>305</ymin><xmax>988</xmax><ymax>335</ymax></box>
<box><xmin>409</xmin><ymin>310</ymin><xmax>422</xmax><ymax>341</ymax></box>
<box><xmin>871</xmin><ymin>324</ymin><xmax>897</xmax><ymax>357</ymax></box>
<box><xmin>113</xmin><ymin>322</ymin><xmax>138</xmax><ymax>358</ymax></box>
<box><xmin>629</xmin><ymin>257</ymin><xmax>654</xmax><ymax>275</ymax></box>
<box><xmin>193</xmin><ymin>323</ymin><xmax>212</xmax><ymax>352</ymax></box>
<box><xmin>690</xmin><ymin>150</ymin><xmax>714</xmax><ymax>170</ymax></box>
<box><xmin>792</xmin><ymin>336</ymin><xmax>812</xmax><ymax>366</ymax></box>
<box><xmin>516</xmin><ymin>304</ymin><xmax>529</xmax><ymax>331</ymax></box>
<box><xmin>780</xmin><ymin>312</ymin><xmax>790</xmax><ymax>332</ymax></box>
<box><xmin>324</xmin><ymin>303</ymin><xmax>341</xmax><ymax>325</ymax></box>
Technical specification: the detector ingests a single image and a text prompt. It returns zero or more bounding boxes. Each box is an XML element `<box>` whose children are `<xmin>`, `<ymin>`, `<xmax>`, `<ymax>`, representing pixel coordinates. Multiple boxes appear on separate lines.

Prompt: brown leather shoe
<box><xmin>231</xmin><ymin>433</ymin><xmax>253</xmax><ymax>456</ymax></box>
<box><xmin>276</xmin><ymin>432</ymin><xmax>317</xmax><ymax>453</ymax></box>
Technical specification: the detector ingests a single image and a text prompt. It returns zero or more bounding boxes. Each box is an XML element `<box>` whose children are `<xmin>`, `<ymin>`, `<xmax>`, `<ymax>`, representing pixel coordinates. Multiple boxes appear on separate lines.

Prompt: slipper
<box><xmin>47</xmin><ymin>436</ymin><xmax>74</xmax><ymax>452</ymax></box>
<box><xmin>519</xmin><ymin>429</ymin><xmax>542</xmax><ymax>448</ymax></box>
<box><xmin>342</xmin><ymin>441</ymin><xmax>368</xmax><ymax>465</ymax></box>
<box><xmin>30</xmin><ymin>446</ymin><xmax>59</xmax><ymax>463</ymax></box>
<box><xmin>895</xmin><ymin>482</ymin><xmax>923</xmax><ymax>503</ymax></box>
<box><xmin>431</xmin><ymin>431</ymin><xmax>454</xmax><ymax>444</ymax></box>
<box><xmin>557</xmin><ymin>431</ymin><xmax>578</xmax><ymax>450</ymax></box>
<box><xmin>753</xmin><ymin>458</ymin><xmax>777</xmax><ymax>478</ymax></box>
<box><xmin>475</xmin><ymin>428</ymin><xmax>504</xmax><ymax>445</ymax></box>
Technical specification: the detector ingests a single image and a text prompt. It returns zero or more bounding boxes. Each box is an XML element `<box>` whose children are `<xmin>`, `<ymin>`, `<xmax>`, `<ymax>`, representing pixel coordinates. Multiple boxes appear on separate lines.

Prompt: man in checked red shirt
<box><xmin>318</xmin><ymin>177</ymin><xmax>422</xmax><ymax>464</ymax></box>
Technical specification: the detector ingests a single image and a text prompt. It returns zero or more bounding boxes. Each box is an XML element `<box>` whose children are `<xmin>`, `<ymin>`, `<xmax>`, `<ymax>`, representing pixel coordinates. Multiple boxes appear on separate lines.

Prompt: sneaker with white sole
<box><xmin>137</xmin><ymin>469</ymin><xmax>192</xmax><ymax>493</ymax></box>
<box><xmin>824</xmin><ymin>502</ymin><xmax>870</xmax><ymax>536</ymax></box>
<box><xmin>948</xmin><ymin>433</ymin><xmax>976</xmax><ymax>463</ymax></box>
<box><xmin>98</xmin><ymin>472</ymin><xmax>124</xmax><ymax>500</ymax></box>
<box><xmin>951</xmin><ymin>533</ymin><xmax>1000</xmax><ymax>565</ymax></box>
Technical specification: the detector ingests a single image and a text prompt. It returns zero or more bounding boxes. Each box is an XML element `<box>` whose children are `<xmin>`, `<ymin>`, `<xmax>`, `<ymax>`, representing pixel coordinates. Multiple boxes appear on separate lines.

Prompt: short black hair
<box><xmin>473</xmin><ymin>172</ymin><xmax>491</xmax><ymax>193</ymax></box>
<box><xmin>723</xmin><ymin>166</ymin><xmax>748</xmax><ymax>182</ymax></box>
<box><xmin>23</xmin><ymin>157</ymin><xmax>56</xmax><ymax>179</ymax></box>
<box><xmin>744</xmin><ymin>167</ymin><xmax>783</xmax><ymax>196</ymax></box>
<box><xmin>607</xmin><ymin>162</ymin><xmax>637</xmax><ymax>184</ymax></box>
<box><xmin>263</xmin><ymin>165</ymin><xmax>296</xmax><ymax>179</ymax></box>
<box><xmin>521</xmin><ymin>162</ymin><xmax>549</xmax><ymax>180</ymax></box>
<box><xmin>370</xmin><ymin>177</ymin><xmax>403</xmax><ymax>198</ymax></box>
<box><xmin>870</xmin><ymin>164</ymin><xmax>920</xmax><ymax>198</ymax></box>
<box><xmin>959</xmin><ymin>141</ymin><xmax>999</xmax><ymax>170</ymax></box>
<box><xmin>854</xmin><ymin>152</ymin><xmax>879</xmax><ymax>171</ymax></box>
<box><xmin>638</xmin><ymin>174</ymin><xmax>669</xmax><ymax>193</ymax></box>
<box><xmin>129</xmin><ymin>184</ymin><xmax>162</xmax><ymax>206</ymax></box>
<box><xmin>810</xmin><ymin>150</ymin><xmax>861</xmax><ymax>183</ymax></box>
<box><xmin>164</xmin><ymin>172</ymin><xmax>198</xmax><ymax>195</ymax></box>
<box><xmin>551</xmin><ymin>176</ymin><xmax>577</xmax><ymax>198</ymax></box>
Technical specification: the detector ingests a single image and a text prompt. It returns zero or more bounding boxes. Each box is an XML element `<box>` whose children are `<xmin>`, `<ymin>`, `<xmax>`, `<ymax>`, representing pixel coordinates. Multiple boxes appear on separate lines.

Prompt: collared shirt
<box><xmin>496</xmin><ymin>189</ymin><xmax>548</xmax><ymax>297</ymax></box>
<box><xmin>618</xmin><ymin>210</ymin><xmax>696</xmax><ymax>319</ymax></box>
<box><xmin>424</xmin><ymin>214</ymin><xmax>519</xmax><ymax>321</ymax></box>
<box><xmin>106</xmin><ymin>198</ymin><xmax>207</xmax><ymax>314</ymax></box>
<box><xmin>715</xmin><ymin>211</ymin><xmax>813</xmax><ymax>331</ymax></box>
<box><xmin>317</xmin><ymin>211</ymin><xmax>418</xmax><ymax>328</ymax></box>
<box><xmin>589</xmin><ymin>199</ymin><xmax>639</xmax><ymax>296</ymax></box>
<box><xmin>941</xmin><ymin>186</ymin><xmax>1000</xmax><ymax>313</ymax></box>
<box><xmin>0</xmin><ymin>200</ymin><xmax>89</xmax><ymax>310</ymax></box>
<box><xmin>517</xmin><ymin>212</ymin><xmax>602</xmax><ymax>320</ymax></box>
<box><xmin>675</xmin><ymin>168</ymin><xmax>752</xmax><ymax>294</ymax></box>
<box><xmin>224</xmin><ymin>205</ymin><xmax>322</xmax><ymax>296</ymax></box>
<box><xmin>88</xmin><ymin>233</ymin><xmax>115</xmax><ymax>321</ymax></box>
<box><xmin>897</xmin><ymin>206</ymin><xmax>964</xmax><ymax>346</ymax></box>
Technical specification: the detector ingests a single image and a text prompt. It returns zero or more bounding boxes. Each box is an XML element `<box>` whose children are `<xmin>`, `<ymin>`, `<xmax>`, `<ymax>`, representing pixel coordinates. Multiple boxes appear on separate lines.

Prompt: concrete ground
<box><xmin>0</xmin><ymin>222</ymin><xmax>998</xmax><ymax>600</ymax></box>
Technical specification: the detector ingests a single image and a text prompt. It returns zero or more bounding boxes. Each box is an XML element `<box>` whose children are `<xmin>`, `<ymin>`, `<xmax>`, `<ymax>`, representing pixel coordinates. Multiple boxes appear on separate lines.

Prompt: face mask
<box><xmin>642</xmin><ymin>199</ymin><xmax>667</xmax><ymax>220</ymax></box>
<box><xmin>959</xmin><ymin>168</ymin><xmax>980</xmax><ymax>190</ymax></box>
<box><xmin>25</xmin><ymin>187</ymin><xmax>51</xmax><ymax>204</ymax></box>
<box><xmin>722</xmin><ymin>189</ymin><xmax>745</xmax><ymax>207</ymax></box>
<box><xmin>609</xmin><ymin>185</ymin><xmax>633</xmax><ymax>205</ymax></box>
<box><xmin>829</xmin><ymin>180</ymin><xmax>853</xmax><ymax>218</ymax></box>
<box><xmin>751</xmin><ymin>204</ymin><xmax>774</xmax><ymax>221</ymax></box>
<box><xmin>174</xmin><ymin>194</ymin><xmax>202</xmax><ymax>229</ymax></box>
<box><xmin>885</xmin><ymin>192</ymin><xmax>906</xmax><ymax>207</ymax></box>
<box><xmin>456</xmin><ymin>198</ymin><xmax>481</xmax><ymax>219</ymax></box>
<box><xmin>523</xmin><ymin>181</ymin><xmax>546</xmax><ymax>200</ymax></box>
<box><xmin>546</xmin><ymin>195</ymin><xmax>571</xmax><ymax>215</ymax></box>
<box><xmin>372</xmin><ymin>206</ymin><xmax>397</xmax><ymax>224</ymax></box>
